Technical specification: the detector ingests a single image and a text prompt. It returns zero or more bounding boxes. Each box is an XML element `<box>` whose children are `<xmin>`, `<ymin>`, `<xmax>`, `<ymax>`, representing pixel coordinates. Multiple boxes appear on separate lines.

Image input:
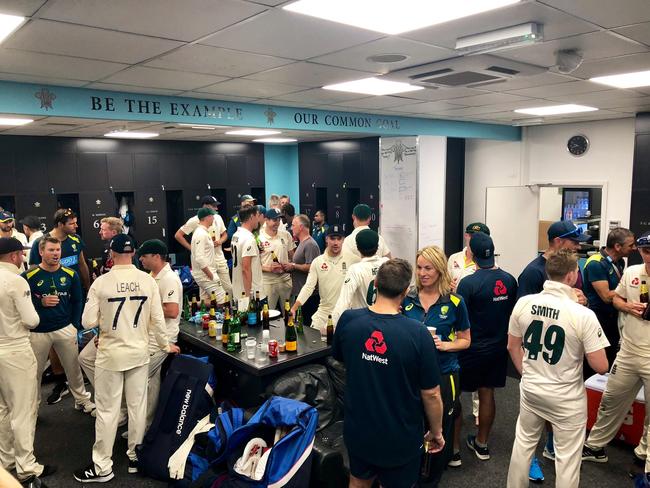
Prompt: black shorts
<box><xmin>348</xmin><ymin>453</ymin><xmax>420</xmax><ymax>488</ymax></box>
<box><xmin>459</xmin><ymin>351</ymin><xmax>507</xmax><ymax>392</ymax></box>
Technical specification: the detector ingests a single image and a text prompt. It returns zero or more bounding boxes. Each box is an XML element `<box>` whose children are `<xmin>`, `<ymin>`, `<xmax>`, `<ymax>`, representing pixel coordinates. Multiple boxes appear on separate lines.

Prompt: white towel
<box><xmin>168</xmin><ymin>414</ymin><xmax>214</xmax><ymax>480</ymax></box>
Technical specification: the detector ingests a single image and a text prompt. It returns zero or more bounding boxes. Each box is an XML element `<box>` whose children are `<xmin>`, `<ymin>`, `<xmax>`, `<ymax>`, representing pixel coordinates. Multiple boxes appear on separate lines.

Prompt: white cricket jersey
<box><xmin>181</xmin><ymin>214</ymin><xmax>227</xmax><ymax>262</ymax></box>
<box><xmin>509</xmin><ymin>280</ymin><xmax>609</xmax><ymax>423</ymax></box>
<box><xmin>615</xmin><ymin>264</ymin><xmax>650</xmax><ymax>357</ymax></box>
<box><xmin>190</xmin><ymin>225</ymin><xmax>215</xmax><ymax>275</ymax></box>
<box><xmin>26</xmin><ymin>230</ymin><xmax>44</xmax><ymax>265</ymax></box>
<box><xmin>82</xmin><ymin>264</ymin><xmax>169</xmax><ymax>371</ymax></box>
<box><xmin>297</xmin><ymin>252</ymin><xmax>352</xmax><ymax>329</ymax></box>
<box><xmin>0</xmin><ymin>262</ymin><xmax>40</xmax><ymax>350</ymax></box>
<box><xmin>341</xmin><ymin>225</ymin><xmax>390</xmax><ymax>260</ymax></box>
<box><xmin>149</xmin><ymin>263</ymin><xmax>182</xmax><ymax>354</ymax></box>
<box><xmin>332</xmin><ymin>255</ymin><xmax>389</xmax><ymax>324</ymax></box>
<box><xmin>10</xmin><ymin>229</ymin><xmax>28</xmax><ymax>247</ymax></box>
<box><xmin>231</xmin><ymin>227</ymin><xmax>264</xmax><ymax>299</ymax></box>
<box><xmin>259</xmin><ymin>228</ymin><xmax>294</xmax><ymax>285</ymax></box>
<box><xmin>447</xmin><ymin>247</ymin><xmax>477</xmax><ymax>282</ymax></box>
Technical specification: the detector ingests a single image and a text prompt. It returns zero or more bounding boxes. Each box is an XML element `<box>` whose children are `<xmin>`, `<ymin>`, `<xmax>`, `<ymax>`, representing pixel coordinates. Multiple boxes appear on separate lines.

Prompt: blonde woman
<box><xmin>402</xmin><ymin>245</ymin><xmax>471</xmax><ymax>483</ymax></box>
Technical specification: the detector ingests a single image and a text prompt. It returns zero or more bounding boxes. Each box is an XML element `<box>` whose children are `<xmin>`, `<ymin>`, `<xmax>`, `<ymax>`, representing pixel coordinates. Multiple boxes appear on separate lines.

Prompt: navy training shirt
<box><xmin>583</xmin><ymin>250</ymin><xmax>624</xmax><ymax>314</ymax></box>
<box><xmin>457</xmin><ymin>268</ymin><xmax>517</xmax><ymax>363</ymax></box>
<box><xmin>402</xmin><ymin>290</ymin><xmax>470</xmax><ymax>375</ymax></box>
<box><xmin>517</xmin><ymin>254</ymin><xmax>546</xmax><ymax>299</ymax></box>
<box><xmin>332</xmin><ymin>307</ymin><xmax>441</xmax><ymax>467</ymax></box>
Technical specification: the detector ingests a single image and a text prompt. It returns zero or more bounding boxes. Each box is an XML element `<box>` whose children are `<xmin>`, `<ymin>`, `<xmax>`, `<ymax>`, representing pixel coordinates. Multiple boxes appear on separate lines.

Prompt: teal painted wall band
<box><xmin>264</xmin><ymin>144</ymin><xmax>300</xmax><ymax>210</ymax></box>
<box><xmin>1</xmin><ymin>81</ymin><xmax>521</xmax><ymax>141</ymax></box>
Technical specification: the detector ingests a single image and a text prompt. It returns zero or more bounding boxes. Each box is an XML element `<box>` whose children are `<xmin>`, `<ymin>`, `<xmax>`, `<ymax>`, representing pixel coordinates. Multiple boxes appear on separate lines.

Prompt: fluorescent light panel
<box><xmin>225</xmin><ymin>129</ymin><xmax>281</xmax><ymax>136</ymax></box>
<box><xmin>104</xmin><ymin>131</ymin><xmax>159</xmax><ymax>139</ymax></box>
<box><xmin>253</xmin><ymin>138</ymin><xmax>297</xmax><ymax>143</ymax></box>
<box><xmin>178</xmin><ymin>123</ymin><xmax>227</xmax><ymax>130</ymax></box>
<box><xmin>0</xmin><ymin>117</ymin><xmax>33</xmax><ymax>126</ymax></box>
<box><xmin>455</xmin><ymin>22</ymin><xmax>541</xmax><ymax>53</ymax></box>
<box><xmin>0</xmin><ymin>13</ymin><xmax>25</xmax><ymax>44</ymax></box>
<box><xmin>590</xmin><ymin>70</ymin><xmax>650</xmax><ymax>89</ymax></box>
<box><xmin>514</xmin><ymin>104</ymin><xmax>598</xmax><ymax>116</ymax></box>
<box><xmin>323</xmin><ymin>77</ymin><xmax>423</xmax><ymax>95</ymax></box>
<box><xmin>284</xmin><ymin>0</ymin><xmax>521</xmax><ymax>35</ymax></box>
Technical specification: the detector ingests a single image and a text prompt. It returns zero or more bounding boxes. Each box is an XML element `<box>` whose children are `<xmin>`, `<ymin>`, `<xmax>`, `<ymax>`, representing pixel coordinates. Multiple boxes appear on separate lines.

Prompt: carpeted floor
<box><xmin>30</xmin><ymin>377</ymin><xmax>637</xmax><ymax>487</ymax></box>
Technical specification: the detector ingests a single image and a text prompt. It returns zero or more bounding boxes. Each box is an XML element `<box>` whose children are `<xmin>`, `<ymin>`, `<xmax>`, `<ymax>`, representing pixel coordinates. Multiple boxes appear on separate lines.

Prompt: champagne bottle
<box><xmin>191</xmin><ymin>296</ymin><xmax>199</xmax><ymax>316</ymax></box>
<box><xmin>262</xmin><ymin>303</ymin><xmax>270</xmax><ymax>330</ymax></box>
<box><xmin>247</xmin><ymin>292</ymin><xmax>258</xmax><ymax>326</ymax></box>
<box><xmin>222</xmin><ymin>305</ymin><xmax>230</xmax><ymax>346</ymax></box>
<box><xmin>240</xmin><ymin>292</ymin><xmax>248</xmax><ymax>325</ymax></box>
<box><xmin>255</xmin><ymin>291</ymin><xmax>261</xmax><ymax>324</ymax></box>
<box><xmin>285</xmin><ymin>315</ymin><xmax>297</xmax><ymax>353</ymax></box>
<box><xmin>284</xmin><ymin>299</ymin><xmax>291</xmax><ymax>327</ymax></box>
<box><xmin>326</xmin><ymin>314</ymin><xmax>334</xmax><ymax>345</ymax></box>
<box><xmin>210</xmin><ymin>291</ymin><xmax>218</xmax><ymax>311</ymax></box>
<box><xmin>641</xmin><ymin>281</ymin><xmax>649</xmax><ymax>304</ymax></box>
<box><xmin>295</xmin><ymin>306</ymin><xmax>304</xmax><ymax>334</ymax></box>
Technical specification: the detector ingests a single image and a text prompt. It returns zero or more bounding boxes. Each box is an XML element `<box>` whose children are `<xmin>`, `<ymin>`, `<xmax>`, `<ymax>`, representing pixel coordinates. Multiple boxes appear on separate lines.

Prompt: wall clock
<box><xmin>567</xmin><ymin>134</ymin><xmax>589</xmax><ymax>156</ymax></box>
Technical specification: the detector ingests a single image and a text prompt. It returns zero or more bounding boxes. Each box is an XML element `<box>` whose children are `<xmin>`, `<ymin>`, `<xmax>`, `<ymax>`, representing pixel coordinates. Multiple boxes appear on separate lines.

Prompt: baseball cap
<box><xmin>200</xmin><ymin>195</ymin><xmax>220</xmax><ymax>206</ymax></box>
<box><xmin>470</xmin><ymin>232</ymin><xmax>495</xmax><ymax>269</ymax></box>
<box><xmin>636</xmin><ymin>231</ymin><xmax>650</xmax><ymax>248</ymax></box>
<box><xmin>0</xmin><ymin>237</ymin><xmax>29</xmax><ymax>254</ymax></box>
<box><xmin>0</xmin><ymin>210</ymin><xmax>14</xmax><ymax>222</ymax></box>
<box><xmin>466</xmin><ymin>222</ymin><xmax>490</xmax><ymax>235</ymax></box>
<box><xmin>356</xmin><ymin>229</ymin><xmax>379</xmax><ymax>252</ymax></box>
<box><xmin>326</xmin><ymin>224</ymin><xmax>344</xmax><ymax>237</ymax></box>
<box><xmin>197</xmin><ymin>207</ymin><xmax>216</xmax><ymax>219</ymax></box>
<box><xmin>352</xmin><ymin>204</ymin><xmax>372</xmax><ymax>221</ymax></box>
<box><xmin>138</xmin><ymin>239</ymin><xmax>168</xmax><ymax>256</ymax></box>
<box><xmin>109</xmin><ymin>234</ymin><xmax>135</xmax><ymax>253</ymax></box>
<box><xmin>240</xmin><ymin>194</ymin><xmax>256</xmax><ymax>203</ymax></box>
<box><xmin>548</xmin><ymin>220</ymin><xmax>590</xmax><ymax>242</ymax></box>
<box><xmin>19</xmin><ymin>215</ymin><xmax>41</xmax><ymax>230</ymax></box>
<box><xmin>265</xmin><ymin>208</ymin><xmax>282</xmax><ymax>219</ymax></box>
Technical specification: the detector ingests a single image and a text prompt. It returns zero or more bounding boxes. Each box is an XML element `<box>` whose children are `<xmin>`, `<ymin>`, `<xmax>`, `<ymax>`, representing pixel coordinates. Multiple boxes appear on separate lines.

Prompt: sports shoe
<box><xmin>75</xmin><ymin>401</ymin><xmax>96</xmax><ymax>415</ymax></box>
<box><xmin>466</xmin><ymin>435</ymin><xmax>490</xmax><ymax>461</ymax></box>
<box><xmin>128</xmin><ymin>459</ymin><xmax>138</xmax><ymax>474</ymax></box>
<box><xmin>448</xmin><ymin>451</ymin><xmax>462</xmax><ymax>467</ymax></box>
<box><xmin>582</xmin><ymin>444</ymin><xmax>608</xmax><ymax>463</ymax></box>
<box><xmin>73</xmin><ymin>464</ymin><xmax>114</xmax><ymax>483</ymax></box>
<box><xmin>633</xmin><ymin>472</ymin><xmax>650</xmax><ymax>488</ymax></box>
<box><xmin>46</xmin><ymin>382</ymin><xmax>69</xmax><ymax>405</ymax></box>
<box><xmin>629</xmin><ymin>455</ymin><xmax>646</xmax><ymax>479</ymax></box>
<box><xmin>529</xmin><ymin>456</ymin><xmax>544</xmax><ymax>483</ymax></box>
<box><xmin>21</xmin><ymin>475</ymin><xmax>48</xmax><ymax>488</ymax></box>
<box><xmin>40</xmin><ymin>465</ymin><xmax>57</xmax><ymax>478</ymax></box>
<box><xmin>543</xmin><ymin>445</ymin><xmax>555</xmax><ymax>461</ymax></box>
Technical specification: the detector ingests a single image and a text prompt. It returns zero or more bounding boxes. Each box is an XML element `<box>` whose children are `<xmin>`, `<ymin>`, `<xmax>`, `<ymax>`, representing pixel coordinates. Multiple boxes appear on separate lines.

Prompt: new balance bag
<box><xmin>137</xmin><ymin>354</ymin><xmax>215</xmax><ymax>481</ymax></box>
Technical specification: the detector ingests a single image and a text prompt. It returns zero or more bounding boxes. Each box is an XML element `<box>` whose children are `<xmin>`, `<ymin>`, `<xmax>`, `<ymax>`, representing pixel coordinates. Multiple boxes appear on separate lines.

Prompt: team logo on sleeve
<box><xmin>168</xmin><ymin>290</ymin><xmax>174</xmax><ymax>297</ymax></box>
<box><xmin>404</xmin><ymin>303</ymin><xmax>414</xmax><ymax>311</ymax></box>
<box><xmin>24</xmin><ymin>290</ymin><xmax>30</xmax><ymax>297</ymax></box>
<box><xmin>37</xmin><ymin>280</ymin><xmax>44</xmax><ymax>287</ymax></box>
<box><xmin>344</xmin><ymin>278</ymin><xmax>351</xmax><ymax>283</ymax></box>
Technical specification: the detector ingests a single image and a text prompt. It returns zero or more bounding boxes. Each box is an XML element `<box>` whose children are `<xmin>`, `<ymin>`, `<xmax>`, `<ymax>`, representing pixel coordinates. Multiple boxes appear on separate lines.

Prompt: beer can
<box><xmin>202</xmin><ymin>314</ymin><xmax>210</xmax><ymax>330</ymax></box>
<box><xmin>268</xmin><ymin>339</ymin><xmax>278</xmax><ymax>358</ymax></box>
<box><xmin>208</xmin><ymin>320</ymin><xmax>217</xmax><ymax>338</ymax></box>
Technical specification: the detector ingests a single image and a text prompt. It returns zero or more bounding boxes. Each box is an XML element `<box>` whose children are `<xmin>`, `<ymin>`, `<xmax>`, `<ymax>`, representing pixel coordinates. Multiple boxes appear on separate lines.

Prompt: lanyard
<box><xmin>604</xmin><ymin>252</ymin><xmax>622</xmax><ymax>280</ymax></box>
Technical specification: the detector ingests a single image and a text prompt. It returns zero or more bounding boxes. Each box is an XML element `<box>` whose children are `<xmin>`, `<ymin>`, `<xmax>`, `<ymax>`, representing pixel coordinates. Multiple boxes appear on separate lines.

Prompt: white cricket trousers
<box><xmin>507</xmin><ymin>401</ymin><xmax>584</xmax><ymax>488</ymax></box>
<box><xmin>30</xmin><ymin>325</ymin><xmax>92</xmax><ymax>406</ymax></box>
<box><xmin>216</xmin><ymin>259</ymin><xmax>232</xmax><ymax>297</ymax></box>
<box><xmin>0</xmin><ymin>348</ymin><xmax>43</xmax><ymax>481</ymax></box>
<box><xmin>192</xmin><ymin>268</ymin><xmax>225</xmax><ymax>304</ymax></box>
<box><xmin>263</xmin><ymin>279</ymin><xmax>291</xmax><ymax>312</ymax></box>
<box><xmin>585</xmin><ymin>347</ymin><xmax>650</xmax><ymax>471</ymax></box>
<box><xmin>93</xmin><ymin>364</ymin><xmax>149</xmax><ymax>475</ymax></box>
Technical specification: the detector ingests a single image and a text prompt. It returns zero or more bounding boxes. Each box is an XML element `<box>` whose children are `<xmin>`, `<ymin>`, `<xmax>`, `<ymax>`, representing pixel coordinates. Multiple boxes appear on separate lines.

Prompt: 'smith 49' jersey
<box><xmin>332</xmin><ymin>255</ymin><xmax>388</xmax><ymax>324</ymax></box>
<box><xmin>509</xmin><ymin>280</ymin><xmax>609</xmax><ymax>423</ymax></box>
<box><xmin>82</xmin><ymin>264</ymin><xmax>170</xmax><ymax>372</ymax></box>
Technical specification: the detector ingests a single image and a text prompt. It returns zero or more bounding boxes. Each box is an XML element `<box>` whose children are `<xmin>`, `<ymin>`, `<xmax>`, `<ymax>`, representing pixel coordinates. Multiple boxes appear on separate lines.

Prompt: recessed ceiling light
<box><xmin>253</xmin><ymin>138</ymin><xmax>298</xmax><ymax>143</ymax></box>
<box><xmin>225</xmin><ymin>129</ymin><xmax>282</xmax><ymax>136</ymax></box>
<box><xmin>514</xmin><ymin>104</ymin><xmax>598</xmax><ymax>116</ymax></box>
<box><xmin>366</xmin><ymin>54</ymin><xmax>409</xmax><ymax>64</ymax></box>
<box><xmin>323</xmin><ymin>77</ymin><xmax>423</xmax><ymax>96</ymax></box>
<box><xmin>104</xmin><ymin>131</ymin><xmax>159</xmax><ymax>139</ymax></box>
<box><xmin>0</xmin><ymin>13</ymin><xmax>25</xmax><ymax>44</ymax></box>
<box><xmin>283</xmin><ymin>0</ymin><xmax>521</xmax><ymax>35</ymax></box>
<box><xmin>590</xmin><ymin>70</ymin><xmax>650</xmax><ymax>89</ymax></box>
<box><xmin>0</xmin><ymin>117</ymin><xmax>33</xmax><ymax>126</ymax></box>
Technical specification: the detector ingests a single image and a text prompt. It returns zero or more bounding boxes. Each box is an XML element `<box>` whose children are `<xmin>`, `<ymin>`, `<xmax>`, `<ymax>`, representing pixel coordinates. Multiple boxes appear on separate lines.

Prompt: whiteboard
<box><xmin>379</xmin><ymin>137</ymin><xmax>418</xmax><ymax>265</ymax></box>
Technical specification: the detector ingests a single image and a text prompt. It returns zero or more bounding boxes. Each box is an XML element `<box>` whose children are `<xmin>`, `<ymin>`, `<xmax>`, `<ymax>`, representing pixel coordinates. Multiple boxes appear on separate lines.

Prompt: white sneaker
<box><xmin>75</xmin><ymin>401</ymin><xmax>96</xmax><ymax>415</ymax></box>
<box><xmin>234</xmin><ymin>438</ymin><xmax>267</xmax><ymax>478</ymax></box>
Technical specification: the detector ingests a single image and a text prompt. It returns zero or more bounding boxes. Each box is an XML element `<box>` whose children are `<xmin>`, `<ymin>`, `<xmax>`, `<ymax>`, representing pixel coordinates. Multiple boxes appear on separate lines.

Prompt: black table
<box><xmin>179</xmin><ymin>319</ymin><xmax>331</xmax><ymax>406</ymax></box>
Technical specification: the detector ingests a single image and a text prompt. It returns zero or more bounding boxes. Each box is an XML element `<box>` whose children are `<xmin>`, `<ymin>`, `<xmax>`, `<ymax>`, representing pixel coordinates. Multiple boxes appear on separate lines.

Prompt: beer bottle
<box><xmin>247</xmin><ymin>292</ymin><xmax>258</xmax><ymax>326</ymax></box>
<box><xmin>641</xmin><ymin>281</ymin><xmax>649</xmax><ymax>303</ymax></box>
<box><xmin>182</xmin><ymin>295</ymin><xmax>191</xmax><ymax>320</ymax></box>
<box><xmin>421</xmin><ymin>440</ymin><xmax>432</xmax><ymax>478</ymax></box>
<box><xmin>272</xmin><ymin>251</ymin><xmax>280</xmax><ymax>263</ymax></box>
<box><xmin>285</xmin><ymin>315</ymin><xmax>297</xmax><ymax>352</ymax></box>
<box><xmin>255</xmin><ymin>291</ymin><xmax>261</xmax><ymax>324</ymax></box>
<box><xmin>262</xmin><ymin>303</ymin><xmax>270</xmax><ymax>330</ymax></box>
<box><xmin>228</xmin><ymin>311</ymin><xmax>241</xmax><ymax>352</ymax></box>
<box><xmin>295</xmin><ymin>306</ymin><xmax>304</xmax><ymax>334</ymax></box>
<box><xmin>210</xmin><ymin>291</ymin><xmax>218</xmax><ymax>311</ymax></box>
<box><xmin>326</xmin><ymin>314</ymin><xmax>334</xmax><ymax>345</ymax></box>
<box><xmin>284</xmin><ymin>299</ymin><xmax>291</xmax><ymax>327</ymax></box>
<box><xmin>240</xmin><ymin>292</ymin><xmax>248</xmax><ymax>325</ymax></box>
<box><xmin>191</xmin><ymin>296</ymin><xmax>199</xmax><ymax>316</ymax></box>
<box><xmin>49</xmin><ymin>277</ymin><xmax>58</xmax><ymax>297</ymax></box>
<box><xmin>200</xmin><ymin>300</ymin><xmax>207</xmax><ymax>315</ymax></box>
<box><xmin>224</xmin><ymin>292</ymin><xmax>230</xmax><ymax>309</ymax></box>
<box><xmin>209</xmin><ymin>306</ymin><xmax>217</xmax><ymax>322</ymax></box>
<box><xmin>222</xmin><ymin>305</ymin><xmax>230</xmax><ymax>346</ymax></box>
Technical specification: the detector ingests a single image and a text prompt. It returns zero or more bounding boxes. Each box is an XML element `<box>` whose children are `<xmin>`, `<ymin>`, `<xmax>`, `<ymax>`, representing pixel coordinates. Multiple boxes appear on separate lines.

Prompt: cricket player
<box><xmin>291</xmin><ymin>225</ymin><xmax>351</xmax><ymax>333</ymax></box>
<box><xmin>332</xmin><ymin>229</ymin><xmax>388</xmax><ymax>325</ymax></box>
<box><xmin>231</xmin><ymin>205</ymin><xmax>265</xmax><ymax>300</ymax></box>
<box><xmin>73</xmin><ymin>234</ymin><xmax>180</xmax><ymax>483</ymax></box>
<box><xmin>190</xmin><ymin>207</ymin><xmax>225</xmax><ymax>306</ymax></box>
<box><xmin>259</xmin><ymin>208</ymin><xmax>294</xmax><ymax>310</ymax></box>
<box><xmin>507</xmin><ymin>249</ymin><xmax>609</xmax><ymax>488</ymax></box>
<box><xmin>341</xmin><ymin>204</ymin><xmax>390</xmax><ymax>260</ymax></box>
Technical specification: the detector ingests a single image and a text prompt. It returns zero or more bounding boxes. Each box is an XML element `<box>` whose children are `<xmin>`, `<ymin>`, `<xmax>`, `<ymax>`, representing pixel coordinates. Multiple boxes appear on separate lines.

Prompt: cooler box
<box><xmin>586</xmin><ymin>374</ymin><xmax>645</xmax><ymax>446</ymax></box>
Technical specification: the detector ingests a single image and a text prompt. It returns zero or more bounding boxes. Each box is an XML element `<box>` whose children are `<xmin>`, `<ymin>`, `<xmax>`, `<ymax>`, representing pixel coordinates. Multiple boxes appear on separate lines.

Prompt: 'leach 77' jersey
<box><xmin>332</xmin><ymin>255</ymin><xmax>388</xmax><ymax>324</ymax></box>
<box><xmin>82</xmin><ymin>264</ymin><xmax>169</xmax><ymax>372</ymax></box>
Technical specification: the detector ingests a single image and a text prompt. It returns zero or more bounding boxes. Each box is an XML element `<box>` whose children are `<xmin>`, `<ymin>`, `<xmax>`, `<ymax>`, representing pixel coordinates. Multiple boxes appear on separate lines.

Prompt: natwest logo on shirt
<box><xmin>362</xmin><ymin>330</ymin><xmax>389</xmax><ymax>365</ymax></box>
<box><xmin>493</xmin><ymin>279</ymin><xmax>509</xmax><ymax>301</ymax></box>
<box><xmin>632</xmin><ymin>277</ymin><xmax>640</xmax><ymax>286</ymax></box>
<box><xmin>320</xmin><ymin>262</ymin><xmax>329</xmax><ymax>271</ymax></box>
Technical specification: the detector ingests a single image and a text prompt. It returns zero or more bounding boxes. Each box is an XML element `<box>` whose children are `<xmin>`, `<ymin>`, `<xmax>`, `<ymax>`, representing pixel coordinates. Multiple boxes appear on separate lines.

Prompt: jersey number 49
<box><xmin>523</xmin><ymin>320</ymin><xmax>566</xmax><ymax>365</ymax></box>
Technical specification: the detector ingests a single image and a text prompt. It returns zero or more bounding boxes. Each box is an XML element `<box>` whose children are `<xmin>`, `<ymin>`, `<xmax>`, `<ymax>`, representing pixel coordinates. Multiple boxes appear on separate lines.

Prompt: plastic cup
<box><xmin>216</xmin><ymin>323</ymin><xmax>223</xmax><ymax>341</ymax></box>
<box><xmin>245</xmin><ymin>338</ymin><xmax>257</xmax><ymax>359</ymax></box>
<box><xmin>427</xmin><ymin>327</ymin><xmax>437</xmax><ymax>339</ymax></box>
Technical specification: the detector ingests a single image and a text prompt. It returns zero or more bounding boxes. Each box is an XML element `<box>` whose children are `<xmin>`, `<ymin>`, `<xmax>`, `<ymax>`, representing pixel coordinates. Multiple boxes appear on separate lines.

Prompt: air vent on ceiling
<box><xmin>383</xmin><ymin>54</ymin><xmax>545</xmax><ymax>89</ymax></box>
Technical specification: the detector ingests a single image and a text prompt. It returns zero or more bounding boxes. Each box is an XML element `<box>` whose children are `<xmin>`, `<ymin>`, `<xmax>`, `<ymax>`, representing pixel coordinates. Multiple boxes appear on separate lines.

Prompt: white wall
<box><xmin>465</xmin><ymin>117</ymin><xmax>635</xmax><ymax>231</ymax></box>
<box><xmin>418</xmin><ymin>136</ymin><xmax>447</xmax><ymax>249</ymax></box>
<box><xmin>538</xmin><ymin>186</ymin><xmax>563</xmax><ymax>221</ymax></box>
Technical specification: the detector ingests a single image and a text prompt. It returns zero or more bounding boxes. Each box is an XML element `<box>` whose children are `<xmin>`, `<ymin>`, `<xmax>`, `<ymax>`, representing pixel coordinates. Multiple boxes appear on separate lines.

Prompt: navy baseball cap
<box><xmin>0</xmin><ymin>211</ymin><xmax>14</xmax><ymax>222</ymax></box>
<box><xmin>19</xmin><ymin>215</ymin><xmax>41</xmax><ymax>230</ymax></box>
<box><xmin>326</xmin><ymin>224</ymin><xmax>344</xmax><ymax>237</ymax></box>
<box><xmin>265</xmin><ymin>208</ymin><xmax>282</xmax><ymax>219</ymax></box>
<box><xmin>548</xmin><ymin>220</ymin><xmax>590</xmax><ymax>242</ymax></box>
<box><xmin>470</xmin><ymin>232</ymin><xmax>495</xmax><ymax>269</ymax></box>
<box><xmin>200</xmin><ymin>195</ymin><xmax>220</xmax><ymax>206</ymax></box>
<box><xmin>0</xmin><ymin>237</ymin><xmax>29</xmax><ymax>254</ymax></box>
<box><xmin>637</xmin><ymin>231</ymin><xmax>650</xmax><ymax>248</ymax></box>
<box><xmin>110</xmin><ymin>234</ymin><xmax>136</xmax><ymax>253</ymax></box>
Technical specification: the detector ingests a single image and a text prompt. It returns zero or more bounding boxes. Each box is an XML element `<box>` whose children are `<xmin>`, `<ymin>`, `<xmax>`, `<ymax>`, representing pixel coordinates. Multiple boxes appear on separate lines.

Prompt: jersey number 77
<box><xmin>523</xmin><ymin>320</ymin><xmax>566</xmax><ymax>365</ymax></box>
<box><xmin>107</xmin><ymin>296</ymin><xmax>148</xmax><ymax>330</ymax></box>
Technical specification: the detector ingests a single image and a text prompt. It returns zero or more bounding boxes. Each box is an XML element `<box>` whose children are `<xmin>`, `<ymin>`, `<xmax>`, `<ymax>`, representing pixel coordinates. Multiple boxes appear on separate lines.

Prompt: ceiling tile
<box><xmin>201</xmin><ymin>9</ymin><xmax>382</xmax><ymax>59</ymax></box>
<box><xmin>253</xmin><ymin>99</ymin><xmax>320</xmax><ymax>108</ymax></box>
<box><xmin>392</xmin><ymin>101</ymin><xmax>471</xmax><ymax>114</ymax></box>
<box><xmin>388</xmin><ymin>87</ymin><xmax>486</xmax><ymax>103</ymax></box>
<box><xmin>196</xmin><ymin>78</ymin><xmax>303</xmax><ymax>98</ymax></box>
<box><xmin>179</xmin><ymin>92</ymin><xmax>258</xmax><ymax>103</ymax></box>
<box><xmin>85</xmin><ymin>82</ymin><xmax>184</xmax><ymax>96</ymax></box>
<box><xmin>4</xmin><ymin>20</ymin><xmax>183</xmax><ymax>64</ymax></box>
<box><xmin>446</xmin><ymin>92</ymin><xmax>531</xmax><ymax>106</ymax></box>
<box><xmin>311</xmin><ymin>37</ymin><xmax>455</xmax><ymax>74</ymax></box>
<box><xmin>0</xmin><ymin>0</ymin><xmax>46</xmax><ymax>16</ymax></box>
<box><xmin>270</xmin><ymin>88</ymin><xmax>368</xmax><ymax>105</ymax></box>
<box><xmin>506</xmin><ymin>80</ymin><xmax>610</xmax><ymax>98</ymax></box>
<box><xmin>38</xmin><ymin>0</ymin><xmax>267</xmax><ymax>41</ymax></box>
<box><xmin>570</xmin><ymin>52</ymin><xmax>650</xmax><ymax>79</ymax></box>
<box><xmin>0</xmin><ymin>48</ymin><xmax>127</xmax><ymax>81</ymax></box>
<box><xmin>246</xmin><ymin>62</ymin><xmax>377</xmax><ymax>87</ymax></box>
<box><xmin>100</xmin><ymin>66</ymin><xmax>228</xmax><ymax>91</ymax></box>
<box><xmin>474</xmin><ymin>71</ymin><xmax>575</xmax><ymax>92</ymax></box>
<box><xmin>402</xmin><ymin>2</ymin><xmax>598</xmax><ymax>49</ymax></box>
<box><xmin>146</xmin><ymin>44</ymin><xmax>294</xmax><ymax>77</ymax></box>
<box><xmin>614</xmin><ymin>23</ymin><xmax>650</xmax><ymax>47</ymax></box>
<box><xmin>330</xmin><ymin>95</ymin><xmax>424</xmax><ymax>110</ymax></box>
<box><xmin>540</xmin><ymin>0</ymin><xmax>650</xmax><ymax>28</ymax></box>
<box><xmin>0</xmin><ymin>72</ymin><xmax>88</xmax><ymax>86</ymax></box>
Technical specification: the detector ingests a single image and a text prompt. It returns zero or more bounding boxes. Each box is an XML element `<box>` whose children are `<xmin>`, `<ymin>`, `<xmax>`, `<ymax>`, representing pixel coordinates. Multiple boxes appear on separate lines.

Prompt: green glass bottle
<box><xmin>295</xmin><ymin>306</ymin><xmax>304</xmax><ymax>334</ymax></box>
<box><xmin>228</xmin><ymin>311</ymin><xmax>242</xmax><ymax>352</ymax></box>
